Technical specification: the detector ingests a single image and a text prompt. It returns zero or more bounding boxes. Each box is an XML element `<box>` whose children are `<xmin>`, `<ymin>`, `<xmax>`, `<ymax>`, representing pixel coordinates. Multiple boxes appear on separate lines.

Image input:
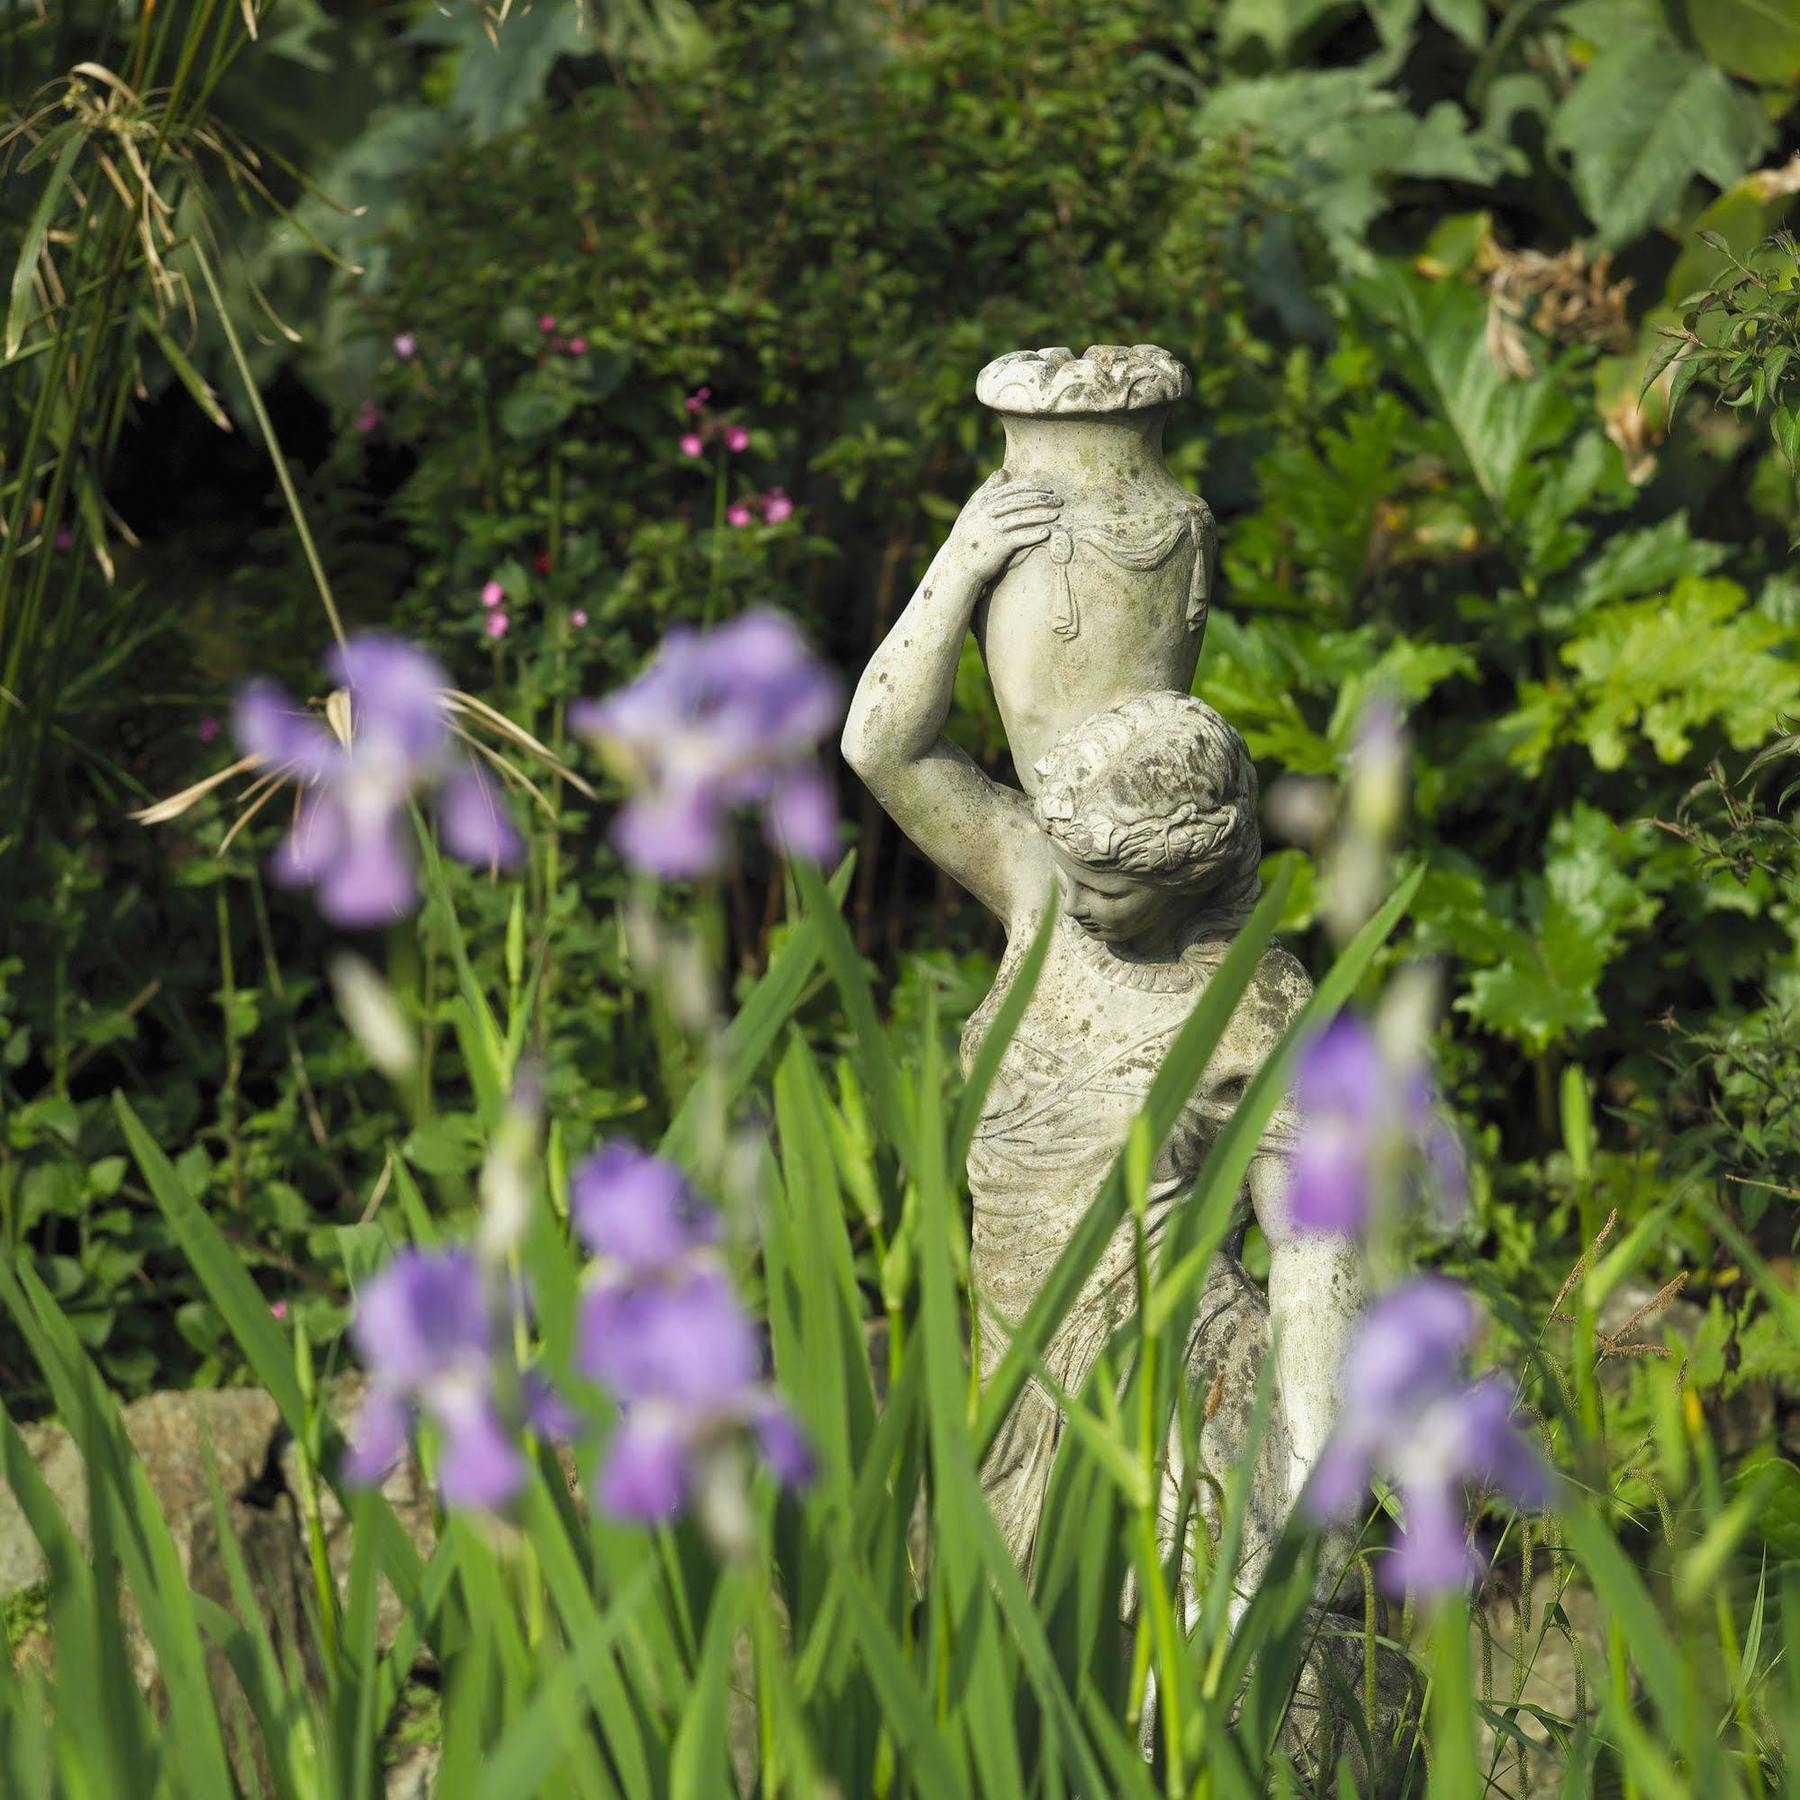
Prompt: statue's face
<box><xmin>1051</xmin><ymin>846</ymin><xmax>1185</xmax><ymax>947</ymax></box>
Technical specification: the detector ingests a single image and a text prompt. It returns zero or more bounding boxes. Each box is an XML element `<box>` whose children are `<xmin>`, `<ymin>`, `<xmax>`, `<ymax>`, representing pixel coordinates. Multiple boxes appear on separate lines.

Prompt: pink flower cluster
<box><xmin>481</xmin><ymin>578</ymin><xmax>509</xmax><ymax>640</ymax></box>
<box><xmin>539</xmin><ymin>315</ymin><xmax>588</xmax><ymax>356</ymax></box>
<box><xmin>678</xmin><ymin>386</ymin><xmax>750</xmax><ymax>458</ymax></box>
<box><xmin>726</xmin><ymin>488</ymin><xmax>794</xmax><ymax>528</ymax></box>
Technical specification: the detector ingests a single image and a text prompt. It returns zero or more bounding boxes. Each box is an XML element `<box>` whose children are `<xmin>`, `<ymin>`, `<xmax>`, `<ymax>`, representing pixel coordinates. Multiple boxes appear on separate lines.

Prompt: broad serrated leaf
<box><xmin>1551</xmin><ymin>35</ymin><xmax>1769</xmax><ymax>246</ymax></box>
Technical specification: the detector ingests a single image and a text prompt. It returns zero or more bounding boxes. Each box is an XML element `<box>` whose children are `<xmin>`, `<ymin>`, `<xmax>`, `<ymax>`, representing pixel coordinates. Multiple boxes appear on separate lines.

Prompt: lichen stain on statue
<box><xmin>841</xmin><ymin>345</ymin><xmax>1402</xmax><ymax>1782</ymax></box>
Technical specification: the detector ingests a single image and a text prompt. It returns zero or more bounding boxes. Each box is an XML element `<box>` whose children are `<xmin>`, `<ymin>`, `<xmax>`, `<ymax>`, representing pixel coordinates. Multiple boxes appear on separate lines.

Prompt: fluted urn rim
<box><xmin>975</xmin><ymin>344</ymin><xmax>1191</xmax><ymax>417</ymax></box>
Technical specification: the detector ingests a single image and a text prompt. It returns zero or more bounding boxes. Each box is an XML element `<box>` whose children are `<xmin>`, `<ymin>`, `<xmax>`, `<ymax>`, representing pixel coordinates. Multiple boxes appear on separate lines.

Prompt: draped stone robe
<box><xmin>961</xmin><ymin>910</ymin><xmax>1311</xmax><ymax>1609</ymax></box>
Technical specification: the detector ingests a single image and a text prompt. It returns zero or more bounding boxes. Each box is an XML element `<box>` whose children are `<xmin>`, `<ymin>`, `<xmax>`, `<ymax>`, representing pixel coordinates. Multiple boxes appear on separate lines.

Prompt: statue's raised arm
<box><xmin>839</xmin><ymin>477</ymin><xmax>1062</xmax><ymax>923</ymax></box>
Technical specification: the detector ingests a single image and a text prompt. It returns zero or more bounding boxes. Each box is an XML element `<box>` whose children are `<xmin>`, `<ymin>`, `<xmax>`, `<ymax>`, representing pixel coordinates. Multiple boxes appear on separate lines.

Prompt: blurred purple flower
<box><xmin>197</xmin><ymin>715</ymin><xmax>220</xmax><ymax>743</ymax></box>
<box><xmin>581</xmin><ymin>1266</ymin><xmax>760</xmax><ymax>1403</ymax></box>
<box><xmin>579</xmin><ymin>1264</ymin><xmax>811</xmax><ymax>1524</ymax></box>
<box><xmin>1290</xmin><ymin>1012</ymin><xmax>1466</xmax><ymax>1237</ymax></box>
<box><xmin>568</xmin><ymin>609</ymin><xmax>842</xmax><ymax>878</ymax></box>
<box><xmin>568</xmin><ymin>1145</ymin><xmax>811</xmax><ymax>1526</ymax></box>
<box><xmin>393</xmin><ymin>332</ymin><xmax>417</xmax><ymax>360</ymax></box>
<box><xmin>568</xmin><ymin>336</ymin><xmax>588</xmax><ymax>354</ymax></box>
<box><xmin>344</xmin><ymin>1249</ymin><xmax>527</xmax><ymax>1508</ymax></box>
<box><xmin>685</xmin><ymin>385</ymin><xmax>711</xmax><ymax>414</ymax></box>
<box><xmin>762</xmin><ymin>489</ymin><xmax>794</xmax><ymax>524</ymax></box>
<box><xmin>679</xmin><ymin>432</ymin><xmax>705</xmax><ymax>458</ymax></box>
<box><xmin>481</xmin><ymin>579</ymin><xmax>505</xmax><ymax>609</ymax></box>
<box><xmin>356</xmin><ymin>401</ymin><xmax>379</xmax><ymax>434</ymax></box>
<box><xmin>233</xmin><ymin>634</ymin><xmax>521</xmax><ymax>926</ymax></box>
<box><xmin>440</xmin><ymin>766</ymin><xmax>525</xmax><ymax>869</ymax></box>
<box><xmin>571</xmin><ymin>1142</ymin><xmax>719</xmax><ymax>1268</ymax></box>
<box><xmin>538</xmin><ymin>314</ymin><xmax>556</xmax><ymax>333</ymax></box>
<box><xmin>484</xmin><ymin>611</ymin><xmax>510</xmax><ymax>641</ymax></box>
<box><xmin>723</xmin><ymin>424</ymin><xmax>749</xmax><ymax>453</ymax></box>
<box><xmin>726</xmin><ymin>502</ymin><xmax>752</xmax><ymax>528</ymax></box>
<box><xmin>571</xmin><ymin>609</ymin><xmax>589</xmax><ymax>628</ymax></box>
<box><xmin>53</xmin><ymin>525</ymin><xmax>73</xmax><ymax>551</ymax></box>
<box><xmin>1304</xmin><ymin>1277</ymin><xmax>1551</xmax><ymax>1596</ymax></box>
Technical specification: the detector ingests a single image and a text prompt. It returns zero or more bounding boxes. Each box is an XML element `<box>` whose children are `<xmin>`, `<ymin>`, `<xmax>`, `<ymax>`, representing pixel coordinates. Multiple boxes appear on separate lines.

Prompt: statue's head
<box><xmin>1031</xmin><ymin>692</ymin><xmax>1260</xmax><ymax>946</ymax></box>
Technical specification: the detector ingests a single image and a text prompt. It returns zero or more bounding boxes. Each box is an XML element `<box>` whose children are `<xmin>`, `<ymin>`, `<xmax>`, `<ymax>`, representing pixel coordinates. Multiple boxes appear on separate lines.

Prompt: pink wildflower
<box><xmin>485</xmin><ymin>611</ymin><xmax>510</xmax><ymax>641</ymax></box>
<box><xmin>481</xmin><ymin>579</ymin><xmax>506</xmax><ymax>610</ymax></box>
<box><xmin>568</xmin><ymin>337</ymin><xmax>588</xmax><ymax>354</ymax></box>
<box><xmin>723</xmin><ymin>424</ymin><xmax>750</xmax><ymax>453</ymax></box>
<box><xmin>539</xmin><ymin>314</ymin><xmax>556</xmax><ymax>333</ymax></box>
<box><xmin>356</xmin><ymin>401</ymin><xmax>380</xmax><ymax>434</ymax></box>
<box><xmin>680</xmin><ymin>433</ymin><xmax>705</xmax><ymax>458</ymax></box>
<box><xmin>685</xmin><ymin>386</ymin><xmax>711</xmax><ymax>414</ymax></box>
<box><xmin>198</xmin><ymin>715</ymin><xmax>221</xmax><ymax>743</ymax></box>
<box><xmin>393</xmin><ymin>332</ymin><xmax>417</xmax><ymax>360</ymax></box>
<box><xmin>53</xmin><ymin>526</ymin><xmax>73</xmax><ymax>551</ymax></box>
<box><xmin>762</xmin><ymin>490</ymin><xmax>794</xmax><ymax>524</ymax></box>
<box><xmin>726</xmin><ymin>502</ymin><xmax>753</xmax><ymax>528</ymax></box>
<box><xmin>571</xmin><ymin>610</ymin><xmax>589</xmax><ymax>628</ymax></box>
<box><xmin>271</xmin><ymin>1299</ymin><xmax>289</xmax><ymax>1321</ymax></box>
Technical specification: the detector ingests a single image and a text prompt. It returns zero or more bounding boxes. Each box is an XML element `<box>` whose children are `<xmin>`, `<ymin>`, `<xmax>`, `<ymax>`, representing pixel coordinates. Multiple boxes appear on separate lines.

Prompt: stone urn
<box><xmin>972</xmin><ymin>344</ymin><xmax>1216</xmax><ymax>791</ymax></box>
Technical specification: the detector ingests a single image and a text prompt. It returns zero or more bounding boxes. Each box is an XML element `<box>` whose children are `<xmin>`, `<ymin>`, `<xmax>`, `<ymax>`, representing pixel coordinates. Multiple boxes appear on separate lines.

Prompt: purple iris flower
<box><xmin>1304</xmin><ymin>1277</ymin><xmax>1551</xmax><ymax>1595</ymax></box>
<box><xmin>234</xmin><ymin>635</ymin><xmax>522</xmax><ymax>927</ymax></box>
<box><xmin>578</xmin><ymin>1269</ymin><xmax>814</xmax><ymax>1523</ymax></box>
<box><xmin>569</xmin><ymin>1143</ymin><xmax>813</xmax><ymax>1524</ymax></box>
<box><xmin>568</xmin><ymin>609</ymin><xmax>842</xmax><ymax>878</ymax></box>
<box><xmin>1289</xmin><ymin>1012</ymin><xmax>1467</xmax><ymax>1237</ymax></box>
<box><xmin>581</xmin><ymin>1266</ymin><xmax>762</xmax><ymax>1404</ymax></box>
<box><xmin>570</xmin><ymin>1142</ymin><xmax>720</xmax><ymax>1269</ymax></box>
<box><xmin>343</xmin><ymin>1247</ymin><xmax>571</xmax><ymax>1510</ymax></box>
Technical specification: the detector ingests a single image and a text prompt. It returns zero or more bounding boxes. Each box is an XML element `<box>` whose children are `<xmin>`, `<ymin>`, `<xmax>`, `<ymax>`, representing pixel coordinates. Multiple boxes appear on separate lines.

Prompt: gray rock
<box><xmin>0</xmin><ymin>1387</ymin><xmax>281</xmax><ymax>1599</ymax></box>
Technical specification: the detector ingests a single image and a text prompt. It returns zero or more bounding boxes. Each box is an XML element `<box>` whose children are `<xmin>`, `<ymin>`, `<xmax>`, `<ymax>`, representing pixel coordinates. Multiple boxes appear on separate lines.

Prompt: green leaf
<box><xmin>115</xmin><ymin>1093</ymin><xmax>305</xmax><ymax>1429</ymax></box>
<box><xmin>1218</xmin><ymin>0</ymin><xmax>1357</xmax><ymax>63</ymax></box>
<box><xmin>668</xmin><ymin>1571</ymin><xmax>743</xmax><ymax>1796</ymax></box>
<box><xmin>1452</xmin><ymin>803</ymin><xmax>1657</xmax><ymax>1053</ymax></box>
<box><xmin>136</xmin><ymin>308</ymin><xmax>233</xmax><ymax>432</ymax></box>
<box><xmin>950</xmin><ymin>896</ymin><xmax>1055</xmax><ymax>1172</ymax></box>
<box><xmin>1424</xmin><ymin>0</ymin><xmax>1486</xmax><ymax>47</ymax></box>
<box><xmin>660</xmin><ymin>857</ymin><xmax>851</xmax><ymax>1167</ymax></box>
<box><xmin>1351</xmin><ymin>262</ymin><xmax>1567</xmax><ymax>523</ymax></box>
<box><xmin>4</xmin><ymin>129</ymin><xmax>83</xmax><ymax>362</ymax></box>
<box><xmin>1568</xmin><ymin>513</ymin><xmax>1728</xmax><ymax>612</ymax></box>
<box><xmin>498</xmin><ymin>369</ymin><xmax>581</xmax><ymax>439</ymax></box>
<box><xmin>1687</xmin><ymin>0</ymin><xmax>1800</xmax><ymax>84</ymax></box>
<box><xmin>1556</xmin><ymin>575</ymin><xmax>1800</xmax><ymax>769</ymax></box>
<box><xmin>1551</xmin><ymin>34</ymin><xmax>1769</xmax><ymax>246</ymax></box>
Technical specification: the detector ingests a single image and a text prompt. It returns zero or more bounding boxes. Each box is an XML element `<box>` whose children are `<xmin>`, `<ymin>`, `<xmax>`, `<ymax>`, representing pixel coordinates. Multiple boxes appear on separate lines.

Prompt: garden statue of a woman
<box><xmin>841</xmin><ymin>345</ymin><xmax>1371</xmax><ymax>1740</ymax></box>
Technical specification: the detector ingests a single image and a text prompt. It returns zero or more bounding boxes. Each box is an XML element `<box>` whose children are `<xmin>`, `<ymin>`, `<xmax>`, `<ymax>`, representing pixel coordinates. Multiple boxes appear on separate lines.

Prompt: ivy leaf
<box><xmin>1550</xmin><ymin>34</ymin><xmax>1769</xmax><ymax>247</ymax></box>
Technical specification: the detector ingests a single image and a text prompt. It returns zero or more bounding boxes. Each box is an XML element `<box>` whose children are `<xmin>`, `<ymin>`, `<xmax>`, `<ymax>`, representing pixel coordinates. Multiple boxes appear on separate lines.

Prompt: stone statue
<box><xmin>840</xmin><ymin>346</ymin><xmax>1375</xmax><ymax>1750</ymax></box>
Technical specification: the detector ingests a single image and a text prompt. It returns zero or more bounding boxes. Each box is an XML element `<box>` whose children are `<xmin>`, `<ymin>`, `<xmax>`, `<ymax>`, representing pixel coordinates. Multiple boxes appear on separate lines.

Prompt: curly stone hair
<box><xmin>1031</xmin><ymin>692</ymin><xmax>1260</xmax><ymax>900</ymax></box>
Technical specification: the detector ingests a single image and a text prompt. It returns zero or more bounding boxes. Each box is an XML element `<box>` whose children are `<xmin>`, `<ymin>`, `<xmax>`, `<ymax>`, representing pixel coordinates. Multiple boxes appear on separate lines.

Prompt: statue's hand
<box><xmin>942</xmin><ymin>477</ymin><xmax>1062</xmax><ymax>587</ymax></box>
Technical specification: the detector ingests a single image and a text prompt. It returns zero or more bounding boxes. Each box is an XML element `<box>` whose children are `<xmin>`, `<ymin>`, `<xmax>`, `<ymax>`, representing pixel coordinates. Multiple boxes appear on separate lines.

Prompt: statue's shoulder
<box><xmin>1253</xmin><ymin>940</ymin><xmax>1313</xmax><ymax>1010</ymax></box>
<box><xmin>1224</xmin><ymin>941</ymin><xmax>1312</xmax><ymax>1059</ymax></box>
